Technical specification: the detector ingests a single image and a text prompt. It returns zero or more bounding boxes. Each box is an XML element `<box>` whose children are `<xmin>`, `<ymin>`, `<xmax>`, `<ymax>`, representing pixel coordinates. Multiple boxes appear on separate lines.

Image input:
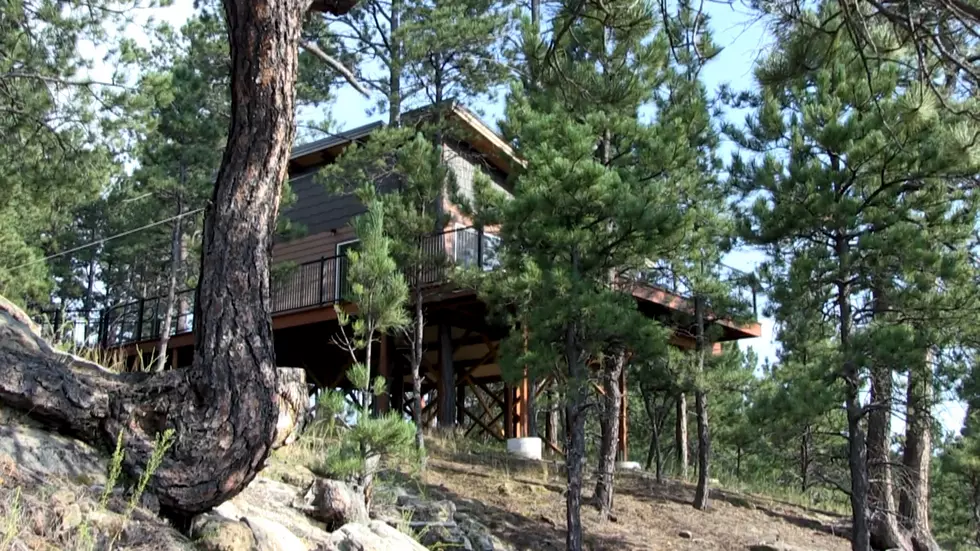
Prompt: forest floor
<box><xmin>410</xmin><ymin>435</ymin><xmax>853</xmax><ymax>551</ymax></box>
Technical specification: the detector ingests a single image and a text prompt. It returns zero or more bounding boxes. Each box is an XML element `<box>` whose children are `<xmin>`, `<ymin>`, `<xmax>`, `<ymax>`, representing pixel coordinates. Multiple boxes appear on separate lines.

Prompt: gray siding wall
<box><xmin>281</xmin><ymin>170</ymin><xmax>365</xmax><ymax>237</ymax></box>
<box><xmin>443</xmin><ymin>141</ymin><xmax>510</xmax><ymax>203</ymax></box>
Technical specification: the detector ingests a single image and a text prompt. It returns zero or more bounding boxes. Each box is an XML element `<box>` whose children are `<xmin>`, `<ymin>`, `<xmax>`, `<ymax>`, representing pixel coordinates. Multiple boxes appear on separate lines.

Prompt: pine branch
<box><xmin>300</xmin><ymin>40</ymin><xmax>371</xmax><ymax>97</ymax></box>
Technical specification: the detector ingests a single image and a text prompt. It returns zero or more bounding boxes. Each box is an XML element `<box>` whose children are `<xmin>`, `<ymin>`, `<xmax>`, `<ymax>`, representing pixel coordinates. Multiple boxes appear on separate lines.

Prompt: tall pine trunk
<box><xmin>411</xmin><ymin>275</ymin><xmax>425</xmax><ymax>455</ymax></box>
<box><xmin>564</xmin><ymin>250</ymin><xmax>585</xmax><ymax>551</ymax></box>
<box><xmin>693</xmin><ymin>390</ymin><xmax>710</xmax><ymax>509</ymax></box>
<box><xmin>693</xmin><ymin>295</ymin><xmax>710</xmax><ymax>510</ymax></box>
<box><xmin>388</xmin><ymin>0</ymin><xmax>401</xmax><ymax>126</ymax></box>
<box><xmin>155</xmin><ymin>195</ymin><xmax>184</xmax><ymax>372</ymax></box>
<box><xmin>867</xmin><ymin>285</ymin><xmax>912</xmax><ymax>550</ymax></box>
<box><xmin>564</xmin><ymin>322</ymin><xmax>586</xmax><ymax>551</ymax></box>
<box><xmin>836</xmin><ymin>234</ymin><xmax>871</xmax><ymax>551</ymax></box>
<box><xmin>867</xmin><ymin>362</ymin><xmax>910</xmax><ymax>550</ymax></box>
<box><xmin>593</xmin><ymin>350</ymin><xmax>624</xmax><ymax>517</ymax></box>
<box><xmin>676</xmin><ymin>392</ymin><xmax>688</xmax><ymax>479</ymax></box>
<box><xmin>901</xmin><ymin>356</ymin><xmax>940</xmax><ymax>551</ymax></box>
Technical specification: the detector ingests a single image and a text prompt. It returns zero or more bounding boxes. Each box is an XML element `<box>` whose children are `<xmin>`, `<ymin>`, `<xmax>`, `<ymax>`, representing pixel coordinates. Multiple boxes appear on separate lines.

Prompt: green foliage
<box><xmin>323</xmin><ymin>198</ymin><xmax>418</xmax><ymax>497</ymax></box>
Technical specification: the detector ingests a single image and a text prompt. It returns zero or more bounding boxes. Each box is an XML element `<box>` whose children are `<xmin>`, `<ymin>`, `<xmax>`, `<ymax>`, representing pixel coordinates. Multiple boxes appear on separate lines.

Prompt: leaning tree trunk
<box><xmin>593</xmin><ymin>350</ymin><xmax>624</xmax><ymax>518</ymax></box>
<box><xmin>900</xmin><ymin>356</ymin><xmax>940</xmax><ymax>551</ymax></box>
<box><xmin>0</xmin><ymin>0</ymin><xmax>357</xmax><ymax>516</ymax></box>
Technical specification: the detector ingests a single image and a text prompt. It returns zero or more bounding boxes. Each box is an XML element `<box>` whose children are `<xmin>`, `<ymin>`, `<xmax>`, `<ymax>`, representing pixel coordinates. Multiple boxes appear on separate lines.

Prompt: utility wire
<box><xmin>4</xmin><ymin>207</ymin><xmax>206</xmax><ymax>272</ymax></box>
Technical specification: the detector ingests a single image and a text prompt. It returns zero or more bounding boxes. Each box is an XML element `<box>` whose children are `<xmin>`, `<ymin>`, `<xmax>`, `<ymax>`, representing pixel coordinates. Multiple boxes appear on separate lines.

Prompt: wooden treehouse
<box><xmin>94</xmin><ymin>104</ymin><xmax>761</xmax><ymax>458</ymax></box>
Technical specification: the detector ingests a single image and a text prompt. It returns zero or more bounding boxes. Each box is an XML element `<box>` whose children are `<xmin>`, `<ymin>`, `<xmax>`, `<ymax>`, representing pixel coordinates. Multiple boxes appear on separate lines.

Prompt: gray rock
<box><xmin>317</xmin><ymin>520</ymin><xmax>429</xmax><ymax>551</ymax></box>
<box><xmin>679</xmin><ymin>530</ymin><xmax>693</xmax><ymax>539</ymax></box>
<box><xmin>245</xmin><ymin>515</ymin><xmax>309</xmax><ymax>551</ymax></box>
<box><xmin>419</xmin><ymin>524</ymin><xmax>472</xmax><ymax>550</ymax></box>
<box><xmin>0</xmin><ymin>408</ymin><xmax>107</xmax><ymax>485</ymax></box>
<box><xmin>213</xmin><ymin>476</ymin><xmax>333</xmax><ymax>547</ymax></box>
<box><xmin>190</xmin><ymin>513</ymin><xmax>257</xmax><ymax>551</ymax></box>
<box><xmin>302</xmin><ymin>478</ymin><xmax>369</xmax><ymax>531</ymax></box>
<box><xmin>274</xmin><ymin>368</ymin><xmax>309</xmax><ymax>450</ymax></box>
<box><xmin>456</xmin><ymin>515</ymin><xmax>514</xmax><ymax>551</ymax></box>
<box><xmin>396</xmin><ymin>495</ymin><xmax>456</xmax><ymax>524</ymax></box>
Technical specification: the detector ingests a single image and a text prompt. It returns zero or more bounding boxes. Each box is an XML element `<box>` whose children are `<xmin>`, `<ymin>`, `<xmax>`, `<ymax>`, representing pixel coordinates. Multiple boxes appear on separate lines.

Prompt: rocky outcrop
<box><xmin>391</xmin><ymin>494</ymin><xmax>513</xmax><ymax>551</ymax></box>
<box><xmin>210</xmin><ymin>477</ymin><xmax>334</xmax><ymax>548</ymax></box>
<box><xmin>273</xmin><ymin>368</ymin><xmax>309</xmax><ymax>450</ymax></box>
<box><xmin>318</xmin><ymin>520</ymin><xmax>429</xmax><ymax>551</ymax></box>
<box><xmin>301</xmin><ymin>478</ymin><xmax>369</xmax><ymax>531</ymax></box>
<box><xmin>0</xmin><ymin>407</ymin><xmax>108</xmax><ymax>485</ymax></box>
<box><xmin>191</xmin><ymin>513</ymin><xmax>258</xmax><ymax>551</ymax></box>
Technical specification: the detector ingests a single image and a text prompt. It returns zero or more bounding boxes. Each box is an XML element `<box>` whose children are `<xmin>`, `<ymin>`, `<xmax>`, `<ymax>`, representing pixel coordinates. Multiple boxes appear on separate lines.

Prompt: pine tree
<box><xmin>728</xmin><ymin>5</ymin><xmax>980</xmax><ymax>549</ymax></box>
<box><xmin>475</xmin><ymin>0</ymin><xmax>731</xmax><ymax>541</ymax></box>
<box><xmin>326</xmin><ymin>198</ymin><xmax>413</xmax><ymax>507</ymax></box>
<box><xmin>0</xmin><ymin>0</ymin><xmax>120</xmax><ymax>307</ymax></box>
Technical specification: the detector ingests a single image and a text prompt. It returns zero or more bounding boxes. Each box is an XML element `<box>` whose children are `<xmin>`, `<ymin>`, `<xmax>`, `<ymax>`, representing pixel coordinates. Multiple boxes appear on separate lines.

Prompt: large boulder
<box><xmin>245</xmin><ymin>515</ymin><xmax>310</xmax><ymax>551</ymax></box>
<box><xmin>0</xmin><ymin>407</ymin><xmax>107</xmax><ymax>485</ymax></box>
<box><xmin>301</xmin><ymin>478</ymin><xmax>369</xmax><ymax>531</ymax></box>
<box><xmin>213</xmin><ymin>477</ymin><xmax>333</xmax><ymax>547</ymax></box>
<box><xmin>190</xmin><ymin>513</ymin><xmax>257</xmax><ymax>551</ymax></box>
<box><xmin>317</xmin><ymin>520</ymin><xmax>429</xmax><ymax>551</ymax></box>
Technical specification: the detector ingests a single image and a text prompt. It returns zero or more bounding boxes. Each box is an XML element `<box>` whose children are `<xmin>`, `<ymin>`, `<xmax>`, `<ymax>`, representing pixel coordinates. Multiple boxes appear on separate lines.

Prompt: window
<box><xmin>453</xmin><ymin>227</ymin><xmax>500</xmax><ymax>271</ymax></box>
<box><xmin>336</xmin><ymin>239</ymin><xmax>359</xmax><ymax>301</ymax></box>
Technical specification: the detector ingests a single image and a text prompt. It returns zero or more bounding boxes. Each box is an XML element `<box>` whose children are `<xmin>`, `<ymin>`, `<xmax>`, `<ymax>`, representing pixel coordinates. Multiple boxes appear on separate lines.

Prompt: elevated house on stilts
<box><xmin>94</xmin><ymin>104</ymin><xmax>761</xmax><ymax>459</ymax></box>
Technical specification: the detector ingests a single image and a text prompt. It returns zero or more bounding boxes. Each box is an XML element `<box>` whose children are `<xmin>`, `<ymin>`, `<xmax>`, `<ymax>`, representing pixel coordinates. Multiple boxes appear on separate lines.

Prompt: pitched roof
<box><xmin>288</xmin><ymin>103</ymin><xmax>522</xmax><ymax>174</ymax></box>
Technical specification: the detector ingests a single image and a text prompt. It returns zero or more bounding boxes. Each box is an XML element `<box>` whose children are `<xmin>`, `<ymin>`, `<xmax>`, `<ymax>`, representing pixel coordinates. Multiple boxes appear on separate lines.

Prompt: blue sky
<box><xmin>117</xmin><ymin>0</ymin><xmax>966</xmax><ymax>433</ymax></box>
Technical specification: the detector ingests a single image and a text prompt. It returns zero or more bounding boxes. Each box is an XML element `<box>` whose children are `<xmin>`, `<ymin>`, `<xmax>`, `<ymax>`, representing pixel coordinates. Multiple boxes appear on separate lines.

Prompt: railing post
<box><xmin>319</xmin><ymin>256</ymin><xmax>325</xmax><ymax>304</ymax></box>
<box><xmin>477</xmin><ymin>226</ymin><xmax>484</xmax><ymax>270</ymax></box>
<box><xmin>135</xmin><ymin>299</ymin><xmax>145</xmax><ymax>342</ymax></box>
<box><xmin>52</xmin><ymin>308</ymin><xmax>62</xmax><ymax>344</ymax></box>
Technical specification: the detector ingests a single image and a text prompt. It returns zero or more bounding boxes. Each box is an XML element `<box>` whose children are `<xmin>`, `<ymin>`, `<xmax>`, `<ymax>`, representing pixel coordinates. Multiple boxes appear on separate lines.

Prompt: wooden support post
<box><xmin>514</xmin><ymin>371</ymin><xmax>530</xmax><ymax>438</ymax></box>
<box><xmin>375</xmin><ymin>334</ymin><xmax>392</xmax><ymax>414</ymax></box>
<box><xmin>618</xmin><ymin>367</ymin><xmax>628</xmax><ymax>461</ymax></box>
<box><xmin>392</xmin><ymin>354</ymin><xmax>404</xmax><ymax>415</ymax></box>
<box><xmin>456</xmin><ymin>382</ymin><xmax>466</xmax><ymax>426</ymax></box>
<box><xmin>438</xmin><ymin>323</ymin><xmax>456</xmax><ymax>428</ymax></box>
<box><xmin>504</xmin><ymin>384</ymin><xmax>515</xmax><ymax>439</ymax></box>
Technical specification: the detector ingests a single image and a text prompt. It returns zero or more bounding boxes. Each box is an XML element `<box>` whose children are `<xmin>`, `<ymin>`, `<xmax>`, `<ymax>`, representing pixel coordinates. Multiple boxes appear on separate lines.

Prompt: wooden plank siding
<box><xmin>273</xmin><ymin>226</ymin><xmax>357</xmax><ymax>266</ymax></box>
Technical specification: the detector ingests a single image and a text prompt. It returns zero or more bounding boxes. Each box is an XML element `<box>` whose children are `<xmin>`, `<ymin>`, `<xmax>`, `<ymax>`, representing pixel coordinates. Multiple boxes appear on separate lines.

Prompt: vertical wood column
<box><xmin>617</xmin><ymin>367</ymin><xmax>628</xmax><ymax>461</ymax></box>
<box><xmin>456</xmin><ymin>381</ymin><xmax>466</xmax><ymax>426</ymax></box>
<box><xmin>514</xmin><ymin>371</ymin><xmax>530</xmax><ymax>438</ymax></box>
<box><xmin>391</xmin><ymin>354</ymin><xmax>405</xmax><ymax>415</ymax></box>
<box><xmin>504</xmin><ymin>384</ymin><xmax>515</xmax><ymax>439</ymax></box>
<box><xmin>375</xmin><ymin>334</ymin><xmax>392</xmax><ymax>414</ymax></box>
<box><xmin>438</xmin><ymin>323</ymin><xmax>456</xmax><ymax>428</ymax></box>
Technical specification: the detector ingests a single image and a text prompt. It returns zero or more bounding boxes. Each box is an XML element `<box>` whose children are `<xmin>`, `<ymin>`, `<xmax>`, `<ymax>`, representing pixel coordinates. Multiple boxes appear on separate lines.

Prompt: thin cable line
<box><xmin>4</xmin><ymin>207</ymin><xmax>206</xmax><ymax>272</ymax></box>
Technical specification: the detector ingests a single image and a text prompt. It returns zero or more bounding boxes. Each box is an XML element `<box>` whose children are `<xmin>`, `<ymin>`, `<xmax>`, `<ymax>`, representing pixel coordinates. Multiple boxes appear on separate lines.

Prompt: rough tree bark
<box><xmin>867</xmin><ymin>361</ymin><xmax>911</xmax><ymax>551</ymax></box>
<box><xmin>900</xmin><ymin>356</ymin><xmax>941</xmax><ymax>551</ymax></box>
<box><xmin>0</xmin><ymin>0</ymin><xmax>357</xmax><ymax>516</ymax></box>
<box><xmin>593</xmin><ymin>350</ymin><xmax>625</xmax><ymax>518</ymax></box>
<box><xmin>693</xmin><ymin>295</ymin><xmax>710</xmax><ymax>510</ymax></box>
<box><xmin>641</xmin><ymin>384</ymin><xmax>666</xmax><ymax>483</ymax></box>
<box><xmin>564</xmin><ymin>321</ymin><xmax>586</xmax><ymax>551</ymax></box>
<box><xmin>676</xmin><ymin>392</ymin><xmax>688</xmax><ymax>480</ymax></box>
<box><xmin>411</xmin><ymin>277</ymin><xmax>426</xmax><ymax>455</ymax></box>
<box><xmin>836</xmin><ymin>233</ymin><xmax>871</xmax><ymax>551</ymax></box>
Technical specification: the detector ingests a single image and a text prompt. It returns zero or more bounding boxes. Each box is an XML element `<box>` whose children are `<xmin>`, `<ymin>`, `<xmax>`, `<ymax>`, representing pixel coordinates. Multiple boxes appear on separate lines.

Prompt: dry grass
<box><xmin>413</xmin><ymin>432</ymin><xmax>852</xmax><ymax>551</ymax></box>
